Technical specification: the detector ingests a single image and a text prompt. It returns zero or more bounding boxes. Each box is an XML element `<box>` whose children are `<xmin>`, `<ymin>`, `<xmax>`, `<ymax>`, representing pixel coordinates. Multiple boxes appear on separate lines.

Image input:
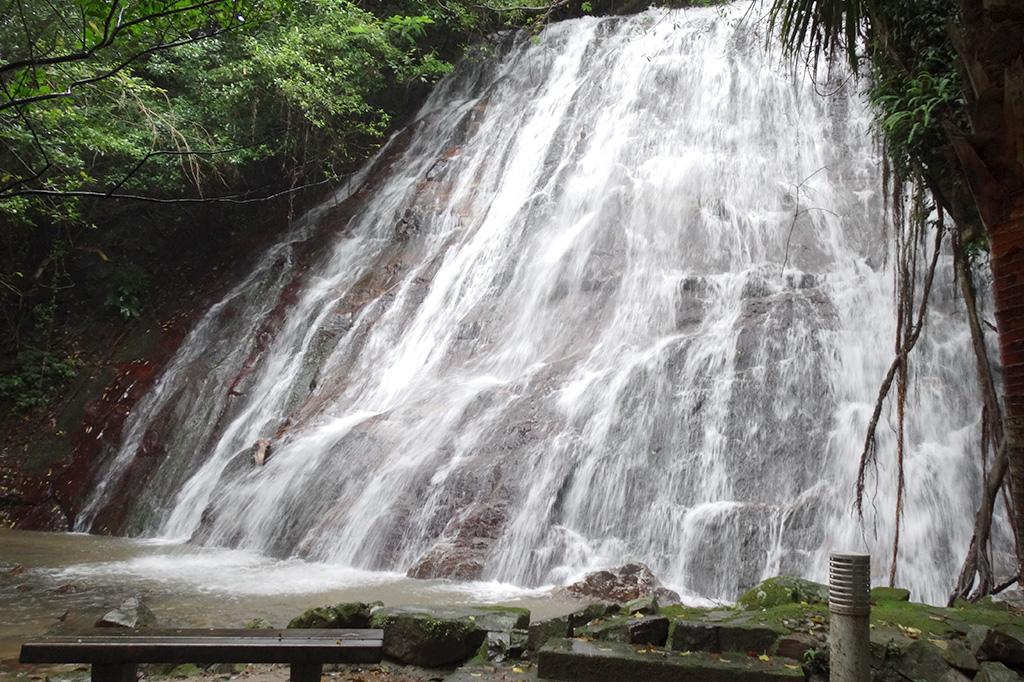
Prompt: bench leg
<box><xmin>289</xmin><ymin>662</ymin><xmax>322</xmax><ymax>682</ymax></box>
<box><xmin>91</xmin><ymin>663</ymin><xmax>137</xmax><ymax>682</ymax></box>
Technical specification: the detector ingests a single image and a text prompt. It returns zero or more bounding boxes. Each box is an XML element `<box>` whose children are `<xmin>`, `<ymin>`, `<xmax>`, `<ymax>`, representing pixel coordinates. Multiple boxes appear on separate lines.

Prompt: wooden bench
<box><xmin>19</xmin><ymin>628</ymin><xmax>383</xmax><ymax>682</ymax></box>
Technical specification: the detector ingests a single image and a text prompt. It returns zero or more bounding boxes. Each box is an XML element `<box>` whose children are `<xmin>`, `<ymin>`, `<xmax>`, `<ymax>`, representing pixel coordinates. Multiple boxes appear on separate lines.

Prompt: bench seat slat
<box><xmin>20</xmin><ymin>629</ymin><xmax>383</xmax><ymax>665</ymax></box>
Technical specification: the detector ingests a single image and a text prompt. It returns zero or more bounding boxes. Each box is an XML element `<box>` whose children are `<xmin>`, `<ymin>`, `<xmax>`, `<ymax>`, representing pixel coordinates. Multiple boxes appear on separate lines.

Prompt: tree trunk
<box><xmin>950</xmin><ymin>234</ymin><xmax>1008</xmax><ymax>602</ymax></box>
<box><xmin>988</xmin><ymin>191</ymin><xmax>1024</xmax><ymax>580</ymax></box>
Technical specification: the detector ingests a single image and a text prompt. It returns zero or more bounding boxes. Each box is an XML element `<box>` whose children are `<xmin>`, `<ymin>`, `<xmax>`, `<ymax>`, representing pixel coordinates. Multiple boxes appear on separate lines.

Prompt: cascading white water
<box><xmin>77</xmin><ymin>2</ymin><xmax>1010</xmax><ymax>604</ymax></box>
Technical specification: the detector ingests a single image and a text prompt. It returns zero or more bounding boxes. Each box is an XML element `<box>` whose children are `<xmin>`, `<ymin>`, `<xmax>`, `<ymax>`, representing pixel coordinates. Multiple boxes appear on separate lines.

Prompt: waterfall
<box><xmin>77</xmin><ymin>3</ymin><xmax>1008</xmax><ymax>605</ymax></box>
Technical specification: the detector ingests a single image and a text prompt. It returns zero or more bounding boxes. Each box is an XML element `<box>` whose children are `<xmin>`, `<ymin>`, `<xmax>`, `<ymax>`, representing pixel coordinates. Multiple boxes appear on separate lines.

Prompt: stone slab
<box><xmin>537</xmin><ymin>638</ymin><xmax>804</xmax><ymax>681</ymax></box>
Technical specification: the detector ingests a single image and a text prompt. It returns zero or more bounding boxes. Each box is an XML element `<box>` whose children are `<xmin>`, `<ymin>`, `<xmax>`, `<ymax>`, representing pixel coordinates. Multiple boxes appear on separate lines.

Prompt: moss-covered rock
<box><xmin>287</xmin><ymin>601</ymin><xmax>375</xmax><ymax>629</ymax></box>
<box><xmin>370</xmin><ymin>608</ymin><xmax>487</xmax><ymax>667</ymax></box>
<box><xmin>288</xmin><ymin>605</ymin><xmax>338</xmax><ymax>629</ymax></box>
<box><xmin>871</xmin><ymin>586</ymin><xmax>911</xmax><ymax>603</ymax></box>
<box><xmin>244</xmin><ymin>617</ymin><xmax>272</xmax><ymax>629</ymax></box>
<box><xmin>736</xmin><ymin>576</ymin><xmax>828</xmax><ymax>610</ymax></box>
<box><xmin>166</xmin><ymin>664</ymin><xmax>201</xmax><ymax>678</ymax></box>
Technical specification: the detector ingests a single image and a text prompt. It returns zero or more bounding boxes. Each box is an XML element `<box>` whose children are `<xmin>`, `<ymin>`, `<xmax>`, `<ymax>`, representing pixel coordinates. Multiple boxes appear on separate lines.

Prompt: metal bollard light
<box><xmin>829</xmin><ymin>553</ymin><xmax>871</xmax><ymax>682</ymax></box>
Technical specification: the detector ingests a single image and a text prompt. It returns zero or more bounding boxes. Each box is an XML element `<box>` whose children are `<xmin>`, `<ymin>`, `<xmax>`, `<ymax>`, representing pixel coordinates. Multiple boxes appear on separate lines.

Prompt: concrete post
<box><xmin>829</xmin><ymin>553</ymin><xmax>870</xmax><ymax>682</ymax></box>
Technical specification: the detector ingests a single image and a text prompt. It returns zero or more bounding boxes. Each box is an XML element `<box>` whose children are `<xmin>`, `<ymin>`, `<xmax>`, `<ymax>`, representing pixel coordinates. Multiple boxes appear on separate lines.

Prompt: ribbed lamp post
<box><xmin>828</xmin><ymin>553</ymin><xmax>871</xmax><ymax>682</ymax></box>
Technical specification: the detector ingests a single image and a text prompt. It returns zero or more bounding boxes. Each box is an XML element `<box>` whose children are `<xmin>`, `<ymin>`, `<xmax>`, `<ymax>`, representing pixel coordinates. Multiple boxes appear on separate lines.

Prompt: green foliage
<box><xmin>0</xmin><ymin>348</ymin><xmax>82</xmax><ymax>414</ymax></box>
<box><xmin>0</xmin><ymin>0</ymin><xmax>499</xmax><ymax>415</ymax></box>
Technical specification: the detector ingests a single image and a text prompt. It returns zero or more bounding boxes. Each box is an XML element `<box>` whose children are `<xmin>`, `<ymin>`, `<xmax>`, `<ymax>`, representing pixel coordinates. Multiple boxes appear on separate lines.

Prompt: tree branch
<box><xmin>0</xmin><ymin>177</ymin><xmax>336</xmax><ymax>205</ymax></box>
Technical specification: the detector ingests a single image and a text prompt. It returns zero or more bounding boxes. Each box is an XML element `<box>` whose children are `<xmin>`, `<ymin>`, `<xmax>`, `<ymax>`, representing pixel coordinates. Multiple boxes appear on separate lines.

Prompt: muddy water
<box><xmin>0</xmin><ymin>530</ymin><xmax>586</xmax><ymax>661</ymax></box>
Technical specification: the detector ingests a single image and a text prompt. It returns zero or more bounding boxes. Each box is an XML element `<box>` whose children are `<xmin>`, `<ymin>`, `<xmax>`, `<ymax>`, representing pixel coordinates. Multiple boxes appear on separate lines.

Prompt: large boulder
<box><xmin>736</xmin><ymin>576</ymin><xmax>828</xmax><ymax>610</ymax></box>
<box><xmin>563</xmin><ymin>563</ymin><xmax>680</xmax><ymax>603</ymax></box>
<box><xmin>95</xmin><ymin>597</ymin><xmax>155</xmax><ymax>628</ymax></box>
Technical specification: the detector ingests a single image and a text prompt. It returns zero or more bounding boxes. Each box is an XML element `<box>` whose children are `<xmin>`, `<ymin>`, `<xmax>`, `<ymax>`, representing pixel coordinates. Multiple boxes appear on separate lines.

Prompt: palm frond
<box><xmin>767</xmin><ymin>0</ymin><xmax>865</xmax><ymax>71</ymax></box>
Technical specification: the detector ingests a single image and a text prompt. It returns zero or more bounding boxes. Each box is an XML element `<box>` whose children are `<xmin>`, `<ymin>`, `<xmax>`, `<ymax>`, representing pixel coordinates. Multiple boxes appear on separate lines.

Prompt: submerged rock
<box><xmin>95</xmin><ymin>597</ymin><xmax>155</xmax><ymax>628</ymax></box>
<box><xmin>563</xmin><ymin>563</ymin><xmax>679</xmax><ymax>603</ymax></box>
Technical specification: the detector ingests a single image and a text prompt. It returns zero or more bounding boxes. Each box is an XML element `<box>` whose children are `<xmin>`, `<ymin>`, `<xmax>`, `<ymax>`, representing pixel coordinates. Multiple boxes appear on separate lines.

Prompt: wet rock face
<box><xmin>562</xmin><ymin>563</ymin><xmax>680</xmax><ymax>603</ymax></box>
<box><xmin>406</xmin><ymin>505</ymin><xmax>506</xmax><ymax>580</ymax></box>
<box><xmin>95</xmin><ymin>597</ymin><xmax>155</xmax><ymax>628</ymax></box>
